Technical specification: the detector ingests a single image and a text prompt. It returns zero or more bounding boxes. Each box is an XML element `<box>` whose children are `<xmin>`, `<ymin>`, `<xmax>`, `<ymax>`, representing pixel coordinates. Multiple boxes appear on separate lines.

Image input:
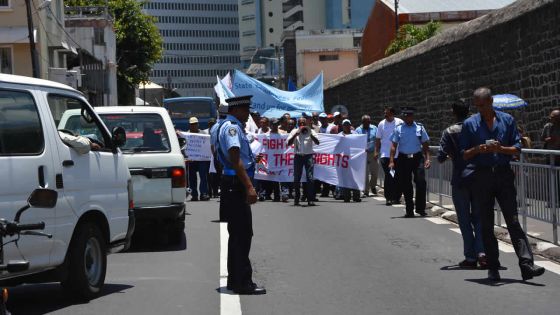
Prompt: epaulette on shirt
<box><xmin>446</xmin><ymin>122</ymin><xmax>463</xmax><ymax>135</ymax></box>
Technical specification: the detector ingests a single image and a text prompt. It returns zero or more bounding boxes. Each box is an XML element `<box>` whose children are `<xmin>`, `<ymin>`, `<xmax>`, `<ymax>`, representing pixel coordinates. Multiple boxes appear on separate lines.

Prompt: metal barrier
<box><xmin>423</xmin><ymin>146</ymin><xmax>560</xmax><ymax>245</ymax></box>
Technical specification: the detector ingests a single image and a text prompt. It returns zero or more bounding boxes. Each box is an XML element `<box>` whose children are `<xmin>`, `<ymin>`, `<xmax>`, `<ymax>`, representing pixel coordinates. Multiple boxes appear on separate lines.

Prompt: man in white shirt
<box><xmin>287</xmin><ymin>117</ymin><xmax>320</xmax><ymax>206</ymax></box>
<box><xmin>375</xmin><ymin>106</ymin><xmax>403</xmax><ymax>206</ymax></box>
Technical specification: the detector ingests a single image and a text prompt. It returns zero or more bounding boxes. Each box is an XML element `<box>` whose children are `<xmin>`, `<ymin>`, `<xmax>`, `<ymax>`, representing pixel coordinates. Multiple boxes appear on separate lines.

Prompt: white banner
<box><xmin>180</xmin><ymin>132</ymin><xmax>212</xmax><ymax>161</ymax></box>
<box><xmin>253</xmin><ymin>134</ymin><xmax>367</xmax><ymax>190</ymax></box>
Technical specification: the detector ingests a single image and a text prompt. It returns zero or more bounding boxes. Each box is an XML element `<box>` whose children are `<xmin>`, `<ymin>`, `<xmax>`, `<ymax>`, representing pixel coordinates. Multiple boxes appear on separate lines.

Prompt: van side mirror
<box><xmin>178</xmin><ymin>137</ymin><xmax>187</xmax><ymax>150</ymax></box>
<box><xmin>28</xmin><ymin>189</ymin><xmax>58</xmax><ymax>208</ymax></box>
<box><xmin>112</xmin><ymin>126</ymin><xmax>127</xmax><ymax>147</ymax></box>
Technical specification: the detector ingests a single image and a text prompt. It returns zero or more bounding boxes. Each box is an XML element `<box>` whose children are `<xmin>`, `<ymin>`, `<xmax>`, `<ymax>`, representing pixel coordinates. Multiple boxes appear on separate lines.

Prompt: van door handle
<box><xmin>62</xmin><ymin>160</ymin><xmax>74</xmax><ymax>167</ymax></box>
<box><xmin>38</xmin><ymin>166</ymin><xmax>46</xmax><ymax>188</ymax></box>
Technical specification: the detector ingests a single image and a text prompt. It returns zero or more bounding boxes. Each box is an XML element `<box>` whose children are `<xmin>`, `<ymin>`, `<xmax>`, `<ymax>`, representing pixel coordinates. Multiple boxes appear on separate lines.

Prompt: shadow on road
<box><xmin>465</xmin><ymin>278</ymin><xmax>545</xmax><ymax>287</ymax></box>
<box><xmin>125</xmin><ymin>231</ymin><xmax>187</xmax><ymax>253</ymax></box>
<box><xmin>441</xmin><ymin>265</ymin><xmax>509</xmax><ymax>271</ymax></box>
<box><xmin>7</xmin><ymin>283</ymin><xmax>133</xmax><ymax>315</ymax></box>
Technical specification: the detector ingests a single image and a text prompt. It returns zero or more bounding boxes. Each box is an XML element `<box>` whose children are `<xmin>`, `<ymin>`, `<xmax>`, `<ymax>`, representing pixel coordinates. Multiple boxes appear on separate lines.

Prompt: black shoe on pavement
<box><xmin>301</xmin><ymin>197</ymin><xmax>307</xmax><ymax>202</ymax></box>
<box><xmin>372</xmin><ymin>188</ymin><xmax>378</xmax><ymax>195</ymax></box>
<box><xmin>385</xmin><ymin>201</ymin><xmax>392</xmax><ymax>206</ymax></box>
<box><xmin>258</xmin><ymin>196</ymin><xmax>265</xmax><ymax>202</ymax></box>
<box><xmin>353</xmin><ymin>198</ymin><xmax>362</xmax><ymax>202</ymax></box>
<box><xmin>343</xmin><ymin>199</ymin><xmax>350</xmax><ymax>203</ymax></box>
<box><xmin>191</xmin><ymin>197</ymin><xmax>199</xmax><ymax>202</ymax></box>
<box><xmin>458</xmin><ymin>259</ymin><xmax>477</xmax><ymax>269</ymax></box>
<box><xmin>307</xmin><ymin>201</ymin><xmax>316</xmax><ymax>206</ymax></box>
<box><xmin>416</xmin><ymin>211</ymin><xmax>427</xmax><ymax>217</ymax></box>
<box><xmin>232</xmin><ymin>284</ymin><xmax>266</xmax><ymax>295</ymax></box>
<box><xmin>404</xmin><ymin>213</ymin><xmax>415</xmax><ymax>218</ymax></box>
<box><xmin>294</xmin><ymin>199</ymin><xmax>300</xmax><ymax>206</ymax></box>
<box><xmin>488</xmin><ymin>269</ymin><xmax>501</xmax><ymax>281</ymax></box>
<box><xmin>200</xmin><ymin>195</ymin><xmax>210</xmax><ymax>201</ymax></box>
<box><xmin>520</xmin><ymin>264</ymin><xmax>545</xmax><ymax>281</ymax></box>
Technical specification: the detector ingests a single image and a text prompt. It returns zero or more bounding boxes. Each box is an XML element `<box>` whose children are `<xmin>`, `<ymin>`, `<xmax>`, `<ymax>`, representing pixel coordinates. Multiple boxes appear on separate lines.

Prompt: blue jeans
<box><xmin>188</xmin><ymin>161</ymin><xmax>210</xmax><ymax>198</ymax></box>
<box><xmin>452</xmin><ymin>184</ymin><xmax>484</xmax><ymax>261</ymax></box>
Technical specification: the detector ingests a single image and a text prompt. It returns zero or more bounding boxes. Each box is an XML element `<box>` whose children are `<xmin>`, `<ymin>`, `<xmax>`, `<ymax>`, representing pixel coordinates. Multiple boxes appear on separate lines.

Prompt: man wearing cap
<box><xmin>355</xmin><ymin>115</ymin><xmax>379</xmax><ymax>197</ymax></box>
<box><xmin>318</xmin><ymin>113</ymin><xmax>329</xmax><ymax>133</ymax></box>
<box><xmin>376</xmin><ymin>106</ymin><xmax>404</xmax><ymax>205</ymax></box>
<box><xmin>288</xmin><ymin>117</ymin><xmax>320</xmax><ymax>206</ymax></box>
<box><xmin>388</xmin><ymin>107</ymin><xmax>430</xmax><ymax>217</ymax></box>
<box><xmin>216</xmin><ymin>95</ymin><xmax>266</xmax><ymax>294</ymax></box>
<box><xmin>186</xmin><ymin>117</ymin><xmax>210</xmax><ymax>202</ymax></box>
<box><xmin>328</xmin><ymin>112</ymin><xmax>343</xmax><ymax>134</ymax></box>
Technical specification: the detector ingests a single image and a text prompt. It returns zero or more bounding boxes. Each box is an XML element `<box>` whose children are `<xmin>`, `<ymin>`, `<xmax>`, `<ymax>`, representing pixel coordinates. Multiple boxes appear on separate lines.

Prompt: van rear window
<box><xmin>0</xmin><ymin>90</ymin><xmax>44</xmax><ymax>155</ymax></box>
<box><xmin>101</xmin><ymin>114</ymin><xmax>171</xmax><ymax>153</ymax></box>
<box><xmin>165</xmin><ymin>100</ymin><xmax>213</xmax><ymax>119</ymax></box>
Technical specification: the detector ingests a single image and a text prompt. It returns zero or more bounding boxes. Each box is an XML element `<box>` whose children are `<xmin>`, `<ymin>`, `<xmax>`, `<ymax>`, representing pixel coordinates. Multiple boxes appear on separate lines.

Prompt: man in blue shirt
<box><xmin>216</xmin><ymin>95</ymin><xmax>266</xmax><ymax>295</ymax></box>
<box><xmin>438</xmin><ymin>99</ymin><xmax>486</xmax><ymax>269</ymax></box>
<box><xmin>460</xmin><ymin>87</ymin><xmax>544</xmax><ymax>282</ymax></box>
<box><xmin>356</xmin><ymin>115</ymin><xmax>379</xmax><ymax>197</ymax></box>
<box><xmin>389</xmin><ymin>107</ymin><xmax>431</xmax><ymax>217</ymax></box>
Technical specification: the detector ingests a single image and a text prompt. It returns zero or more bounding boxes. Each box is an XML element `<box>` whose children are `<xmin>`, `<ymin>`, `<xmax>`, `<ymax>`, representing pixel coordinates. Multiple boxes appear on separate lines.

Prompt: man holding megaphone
<box><xmin>288</xmin><ymin>117</ymin><xmax>320</xmax><ymax>206</ymax></box>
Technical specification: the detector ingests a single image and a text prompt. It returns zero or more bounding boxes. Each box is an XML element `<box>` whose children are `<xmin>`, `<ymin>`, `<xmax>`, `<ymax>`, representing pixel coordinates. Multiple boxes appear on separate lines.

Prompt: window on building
<box><xmin>0</xmin><ymin>47</ymin><xmax>13</xmax><ymax>74</ymax></box>
<box><xmin>0</xmin><ymin>0</ymin><xmax>10</xmax><ymax>8</ymax></box>
<box><xmin>319</xmin><ymin>54</ymin><xmax>339</xmax><ymax>61</ymax></box>
<box><xmin>93</xmin><ymin>28</ymin><xmax>105</xmax><ymax>45</ymax></box>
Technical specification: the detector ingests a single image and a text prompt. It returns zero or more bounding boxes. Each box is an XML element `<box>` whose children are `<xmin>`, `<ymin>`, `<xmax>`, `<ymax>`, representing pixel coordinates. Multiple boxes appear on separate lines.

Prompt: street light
<box><xmin>394</xmin><ymin>0</ymin><xmax>399</xmax><ymax>35</ymax></box>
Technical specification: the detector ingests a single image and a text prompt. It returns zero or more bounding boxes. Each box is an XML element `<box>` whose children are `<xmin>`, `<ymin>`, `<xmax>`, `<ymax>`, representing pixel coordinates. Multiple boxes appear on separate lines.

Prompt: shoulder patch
<box><xmin>228</xmin><ymin>127</ymin><xmax>238</xmax><ymax>136</ymax></box>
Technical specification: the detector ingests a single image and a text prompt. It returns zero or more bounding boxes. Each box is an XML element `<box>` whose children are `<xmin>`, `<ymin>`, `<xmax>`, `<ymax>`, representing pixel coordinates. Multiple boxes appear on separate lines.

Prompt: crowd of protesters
<box><xmin>176</xmin><ymin>86</ymin><xmax>551</xmax><ymax>282</ymax></box>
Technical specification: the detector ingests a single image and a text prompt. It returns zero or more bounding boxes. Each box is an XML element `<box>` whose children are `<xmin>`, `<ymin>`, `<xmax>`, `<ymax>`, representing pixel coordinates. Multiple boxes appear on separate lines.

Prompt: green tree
<box><xmin>385</xmin><ymin>21</ymin><xmax>441</xmax><ymax>57</ymax></box>
<box><xmin>65</xmin><ymin>0</ymin><xmax>163</xmax><ymax>104</ymax></box>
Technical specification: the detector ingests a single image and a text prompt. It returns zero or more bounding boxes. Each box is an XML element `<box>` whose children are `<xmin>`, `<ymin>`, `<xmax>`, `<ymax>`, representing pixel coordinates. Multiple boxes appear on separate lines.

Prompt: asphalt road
<box><xmin>7</xmin><ymin>196</ymin><xmax>560</xmax><ymax>315</ymax></box>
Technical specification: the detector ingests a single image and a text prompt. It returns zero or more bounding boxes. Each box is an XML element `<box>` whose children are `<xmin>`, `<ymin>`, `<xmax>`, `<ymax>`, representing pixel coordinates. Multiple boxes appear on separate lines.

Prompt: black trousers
<box><xmin>221</xmin><ymin>176</ymin><xmax>254</xmax><ymax>288</ymax></box>
<box><xmin>380</xmin><ymin>157</ymin><xmax>401</xmax><ymax>201</ymax></box>
<box><xmin>472</xmin><ymin>167</ymin><xmax>533</xmax><ymax>270</ymax></box>
<box><xmin>395</xmin><ymin>153</ymin><xmax>426</xmax><ymax>214</ymax></box>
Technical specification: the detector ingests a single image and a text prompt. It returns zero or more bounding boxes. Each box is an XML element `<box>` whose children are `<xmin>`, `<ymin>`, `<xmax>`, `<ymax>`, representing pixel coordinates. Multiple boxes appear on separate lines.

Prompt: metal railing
<box><xmin>423</xmin><ymin>146</ymin><xmax>560</xmax><ymax>245</ymax></box>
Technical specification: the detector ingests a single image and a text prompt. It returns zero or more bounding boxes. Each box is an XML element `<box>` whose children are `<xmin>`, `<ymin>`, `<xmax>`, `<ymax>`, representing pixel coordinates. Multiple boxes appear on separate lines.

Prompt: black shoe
<box><xmin>258</xmin><ymin>196</ymin><xmax>265</xmax><ymax>202</ymax></box>
<box><xmin>488</xmin><ymin>269</ymin><xmax>501</xmax><ymax>281</ymax></box>
<box><xmin>385</xmin><ymin>201</ymin><xmax>392</xmax><ymax>206</ymax></box>
<box><xmin>416</xmin><ymin>211</ymin><xmax>427</xmax><ymax>217</ymax></box>
<box><xmin>307</xmin><ymin>201</ymin><xmax>316</xmax><ymax>206</ymax></box>
<box><xmin>353</xmin><ymin>198</ymin><xmax>362</xmax><ymax>202</ymax></box>
<box><xmin>404</xmin><ymin>213</ymin><xmax>414</xmax><ymax>218</ymax></box>
<box><xmin>294</xmin><ymin>200</ymin><xmax>300</xmax><ymax>206</ymax></box>
<box><xmin>273</xmin><ymin>198</ymin><xmax>280</xmax><ymax>202</ymax></box>
<box><xmin>200</xmin><ymin>195</ymin><xmax>210</xmax><ymax>201</ymax></box>
<box><xmin>301</xmin><ymin>197</ymin><xmax>307</xmax><ymax>202</ymax></box>
<box><xmin>232</xmin><ymin>284</ymin><xmax>266</xmax><ymax>295</ymax></box>
<box><xmin>191</xmin><ymin>197</ymin><xmax>199</xmax><ymax>201</ymax></box>
<box><xmin>265</xmin><ymin>196</ymin><xmax>273</xmax><ymax>201</ymax></box>
<box><xmin>371</xmin><ymin>189</ymin><xmax>378</xmax><ymax>195</ymax></box>
<box><xmin>310</xmin><ymin>198</ymin><xmax>319</xmax><ymax>202</ymax></box>
<box><xmin>458</xmin><ymin>259</ymin><xmax>477</xmax><ymax>269</ymax></box>
<box><xmin>520</xmin><ymin>264</ymin><xmax>545</xmax><ymax>281</ymax></box>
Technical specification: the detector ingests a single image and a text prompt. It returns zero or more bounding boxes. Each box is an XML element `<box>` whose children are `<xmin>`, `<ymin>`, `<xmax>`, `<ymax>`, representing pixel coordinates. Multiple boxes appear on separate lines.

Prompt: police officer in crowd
<box><xmin>375</xmin><ymin>107</ymin><xmax>404</xmax><ymax>205</ymax></box>
<box><xmin>460</xmin><ymin>87</ymin><xmax>545</xmax><ymax>282</ymax></box>
<box><xmin>389</xmin><ymin>107</ymin><xmax>430</xmax><ymax>217</ymax></box>
<box><xmin>215</xmin><ymin>95</ymin><xmax>266</xmax><ymax>294</ymax></box>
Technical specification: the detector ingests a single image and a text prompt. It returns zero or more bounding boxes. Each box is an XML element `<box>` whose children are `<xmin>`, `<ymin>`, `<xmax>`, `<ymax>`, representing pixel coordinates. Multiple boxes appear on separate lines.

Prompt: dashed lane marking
<box><xmin>449</xmin><ymin>228</ymin><xmax>462</xmax><ymax>234</ymax></box>
<box><xmin>424</xmin><ymin>217</ymin><xmax>451</xmax><ymax>225</ymax></box>
<box><xmin>220</xmin><ymin>222</ymin><xmax>242</xmax><ymax>315</ymax></box>
<box><xmin>535</xmin><ymin>260</ymin><xmax>560</xmax><ymax>275</ymax></box>
<box><xmin>498</xmin><ymin>240</ymin><xmax>516</xmax><ymax>253</ymax></box>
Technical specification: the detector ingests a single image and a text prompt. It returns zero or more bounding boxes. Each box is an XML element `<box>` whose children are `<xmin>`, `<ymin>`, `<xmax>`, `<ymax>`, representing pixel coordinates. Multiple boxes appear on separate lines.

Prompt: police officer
<box><xmin>216</xmin><ymin>95</ymin><xmax>266</xmax><ymax>295</ymax></box>
<box><xmin>210</xmin><ymin>104</ymin><xmax>228</xmax><ymax>222</ymax></box>
<box><xmin>388</xmin><ymin>107</ymin><xmax>431</xmax><ymax>217</ymax></box>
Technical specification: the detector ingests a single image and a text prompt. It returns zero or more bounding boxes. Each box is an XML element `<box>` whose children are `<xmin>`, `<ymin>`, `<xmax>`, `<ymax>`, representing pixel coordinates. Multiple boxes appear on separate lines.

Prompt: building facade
<box><xmin>144</xmin><ymin>0</ymin><xmax>241</xmax><ymax>97</ymax></box>
<box><xmin>326</xmin><ymin>0</ymin><xmax>375</xmax><ymax>29</ymax></box>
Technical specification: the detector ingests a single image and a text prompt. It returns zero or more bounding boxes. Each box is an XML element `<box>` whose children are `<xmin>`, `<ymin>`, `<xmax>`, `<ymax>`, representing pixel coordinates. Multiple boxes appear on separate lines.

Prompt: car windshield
<box><xmin>165</xmin><ymin>100</ymin><xmax>213</xmax><ymax>119</ymax></box>
<box><xmin>65</xmin><ymin>113</ymin><xmax>171</xmax><ymax>153</ymax></box>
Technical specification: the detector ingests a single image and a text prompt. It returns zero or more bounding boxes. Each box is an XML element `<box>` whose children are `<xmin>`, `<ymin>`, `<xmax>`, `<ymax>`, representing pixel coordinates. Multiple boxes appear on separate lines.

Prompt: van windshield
<box><xmin>65</xmin><ymin>113</ymin><xmax>171</xmax><ymax>153</ymax></box>
<box><xmin>165</xmin><ymin>100</ymin><xmax>213</xmax><ymax>119</ymax></box>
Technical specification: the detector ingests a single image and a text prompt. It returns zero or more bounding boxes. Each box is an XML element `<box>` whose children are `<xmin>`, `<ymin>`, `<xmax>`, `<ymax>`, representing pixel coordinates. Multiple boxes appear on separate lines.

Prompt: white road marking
<box><xmin>392</xmin><ymin>204</ymin><xmax>406</xmax><ymax>208</ymax></box>
<box><xmin>373</xmin><ymin>197</ymin><xmax>385</xmax><ymax>201</ymax></box>
<box><xmin>220</xmin><ymin>222</ymin><xmax>242</xmax><ymax>315</ymax></box>
<box><xmin>498</xmin><ymin>241</ymin><xmax>515</xmax><ymax>253</ymax></box>
<box><xmin>535</xmin><ymin>260</ymin><xmax>560</xmax><ymax>275</ymax></box>
<box><xmin>424</xmin><ymin>217</ymin><xmax>450</xmax><ymax>225</ymax></box>
<box><xmin>449</xmin><ymin>228</ymin><xmax>462</xmax><ymax>234</ymax></box>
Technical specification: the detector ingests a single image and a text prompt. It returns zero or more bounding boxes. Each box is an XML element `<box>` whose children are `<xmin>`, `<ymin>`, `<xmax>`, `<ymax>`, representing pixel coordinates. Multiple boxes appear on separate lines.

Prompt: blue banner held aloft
<box><xmin>231</xmin><ymin>70</ymin><xmax>324</xmax><ymax>118</ymax></box>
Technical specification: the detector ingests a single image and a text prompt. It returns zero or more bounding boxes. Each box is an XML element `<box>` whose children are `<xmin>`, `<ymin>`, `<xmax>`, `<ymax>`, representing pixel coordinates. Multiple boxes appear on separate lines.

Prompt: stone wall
<box><xmin>324</xmin><ymin>0</ymin><xmax>560</xmax><ymax>146</ymax></box>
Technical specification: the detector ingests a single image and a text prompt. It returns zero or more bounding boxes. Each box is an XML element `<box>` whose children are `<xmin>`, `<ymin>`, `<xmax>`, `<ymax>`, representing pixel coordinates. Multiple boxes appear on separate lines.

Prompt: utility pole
<box><xmin>394</xmin><ymin>0</ymin><xmax>399</xmax><ymax>35</ymax></box>
<box><xmin>24</xmin><ymin>0</ymin><xmax>40</xmax><ymax>78</ymax></box>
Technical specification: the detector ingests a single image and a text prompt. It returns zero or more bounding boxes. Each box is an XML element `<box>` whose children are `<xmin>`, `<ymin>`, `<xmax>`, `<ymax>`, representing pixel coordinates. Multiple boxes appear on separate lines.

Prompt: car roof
<box><xmin>0</xmin><ymin>73</ymin><xmax>78</xmax><ymax>93</ymax></box>
<box><xmin>91</xmin><ymin>106</ymin><xmax>170</xmax><ymax>114</ymax></box>
<box><xmin>163</xmin><ymin>96</ymin><xmax>214</xmax><ymax>102</ymax></box>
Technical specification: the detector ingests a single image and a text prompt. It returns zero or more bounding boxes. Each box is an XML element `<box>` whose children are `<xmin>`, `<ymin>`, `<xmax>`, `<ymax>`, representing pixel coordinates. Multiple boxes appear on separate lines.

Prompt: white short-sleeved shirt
<box><xmin>287</xmin><ymin>127</ymin><xmax>318</xmax><ymax>155</ymax></box>
<box><xmin>376</xmin><ymin>118</ymin><xmax>403</xmax><ymax>158</ymax></box>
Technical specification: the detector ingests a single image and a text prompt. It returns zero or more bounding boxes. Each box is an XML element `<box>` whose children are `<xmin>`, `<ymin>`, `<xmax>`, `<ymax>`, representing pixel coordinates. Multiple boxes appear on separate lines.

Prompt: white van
<box><xmin>59</xmin><ymin>106</ymin><xmax>187</xmax><ymax>244</ymax></box>
<box><xmin>0</xmin><ymin>74</ymin><xmax>134</xmax><ymax>299</ymax></box>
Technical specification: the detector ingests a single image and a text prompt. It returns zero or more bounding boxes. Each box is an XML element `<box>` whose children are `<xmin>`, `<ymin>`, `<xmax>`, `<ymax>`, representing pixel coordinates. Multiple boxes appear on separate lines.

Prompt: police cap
<box><xmin>401</xmin><ymin>107</ymin><xmax>416</xmax><ymax>116</ymax></box>
<box><xmin>225</xmin><ymin>95</ymin><xmax>253</xmax><ymax>108</ymax></box>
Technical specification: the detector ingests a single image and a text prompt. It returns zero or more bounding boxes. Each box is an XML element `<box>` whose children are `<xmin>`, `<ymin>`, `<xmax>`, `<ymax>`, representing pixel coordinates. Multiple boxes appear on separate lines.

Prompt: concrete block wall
<box><xmin>324</xmin><ymin>0</ymin><xmax>560</xmax><ymax>146</ymax></box>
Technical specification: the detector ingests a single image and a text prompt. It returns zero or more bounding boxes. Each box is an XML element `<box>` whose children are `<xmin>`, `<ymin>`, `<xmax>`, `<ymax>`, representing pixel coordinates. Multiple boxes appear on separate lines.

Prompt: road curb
<box><xmin>428</xmin><ymin>205</ymin><xmax>560</xmax><ymax>264</ymax></box>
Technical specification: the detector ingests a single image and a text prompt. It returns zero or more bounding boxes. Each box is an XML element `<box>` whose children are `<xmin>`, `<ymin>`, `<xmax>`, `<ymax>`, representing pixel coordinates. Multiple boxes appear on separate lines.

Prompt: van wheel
<box><xmin>62</xmin><ymin>222</ymin><xmax>107</xmax><ymax>300</ymax></box>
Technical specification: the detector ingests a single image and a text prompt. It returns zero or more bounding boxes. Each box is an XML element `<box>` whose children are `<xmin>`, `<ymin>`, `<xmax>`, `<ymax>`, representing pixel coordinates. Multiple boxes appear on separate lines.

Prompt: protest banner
<box><xmin>180</xmin><ymin>132</ymin><xmax>212</xmax><ymax>161</ymax></box>
<box><xmin>253</xmin><ymin>134</ymin><xmax>367</xmax><ymax>190</ymax></box>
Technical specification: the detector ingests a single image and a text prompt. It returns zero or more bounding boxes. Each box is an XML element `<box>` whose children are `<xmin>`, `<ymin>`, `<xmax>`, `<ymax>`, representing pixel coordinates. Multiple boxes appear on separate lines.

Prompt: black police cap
<box><xmin>225</xmin><ymin>95</ymin><xmax>253</xmax><ymax>108</ymax></box>
<box><xmin>401</xmin><ymin>106</ymin><xmax>416</xmax><ymax>116</ymax></box>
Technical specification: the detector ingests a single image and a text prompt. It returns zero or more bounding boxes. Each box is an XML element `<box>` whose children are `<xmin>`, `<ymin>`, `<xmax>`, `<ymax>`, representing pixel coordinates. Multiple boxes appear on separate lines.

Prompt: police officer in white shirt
<box><xmin>375</xmin><ymin>106</ymin><xmax>403</xmax><ymax>205</ymax></box>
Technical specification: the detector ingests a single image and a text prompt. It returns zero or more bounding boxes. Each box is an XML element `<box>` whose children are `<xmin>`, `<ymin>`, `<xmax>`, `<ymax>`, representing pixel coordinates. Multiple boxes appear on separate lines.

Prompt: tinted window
<box><xmin>0</xmin><ymin>90</ymin><xmax>44</xmax><ymax>155</ymax></box>
<box><xmin>165</xmin><ymin>100</ymin><xmax>213</xmax><ymax>119</ymax></box>
<box><xmin>70</xmin><ymin>113</ymin><xmax>171</xmax><ymax>153</ymax></box>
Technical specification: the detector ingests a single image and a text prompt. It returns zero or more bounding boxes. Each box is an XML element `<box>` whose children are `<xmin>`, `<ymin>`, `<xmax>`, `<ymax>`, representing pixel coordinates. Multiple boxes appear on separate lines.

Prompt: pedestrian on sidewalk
<box><xmin>460</xmin><ymin>87</ymin><xmax>545</xmax><ymax>282</ymax></box>
<box><xmin>186</xmin><ymin>117</ymin><xmax>210</xmax><ymax>201</ymax></box>
<box><xmin>375</xmin><ymin>107</ymin><xmax>404</xmax><ymax>205</ymax></box>
<box><xmin>217</xmin><ymin>95</ymin><xmax>266</xmax><ymax>295</ymax></box>
<box><xmin>437</xmin><ymin>99</ymin><xmax>486</xmax><ymax>269</ymax></box>
<box><xmin>288</xmin><ymin>117</ymin><xmax>320</xmax><ymax>206</ymax></box>
<box><xmin>389</xmin><ymin>107</ymin><xmax>430</xmax><ymax>217</ymax></box>
<box><xmin>340</xmin><ymin>119</ymin><xmax>361</xmax><ymax>202</ymax></box>
<box><xmin>356</xmin><ymin>115</ymin><xmax>379</xmax><ymax>197</ymax></box>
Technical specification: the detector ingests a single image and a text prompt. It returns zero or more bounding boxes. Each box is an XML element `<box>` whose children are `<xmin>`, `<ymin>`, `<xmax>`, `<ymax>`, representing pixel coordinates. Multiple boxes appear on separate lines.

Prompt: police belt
<box><xmin>223</xmin><ymin>166</ymin><xmax>255</xmax><ymax>178</ymax></box>
<box><xmin>400</xmin><ymin>152</ymin><xmax>422</xmax><ymax>159</ymax></box>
